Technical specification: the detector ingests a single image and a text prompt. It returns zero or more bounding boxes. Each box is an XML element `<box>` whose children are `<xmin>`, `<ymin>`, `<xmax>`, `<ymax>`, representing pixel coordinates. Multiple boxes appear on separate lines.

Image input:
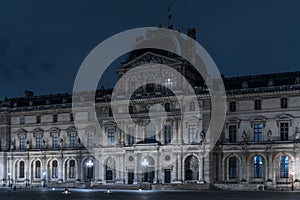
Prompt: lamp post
<box><xmin>8</xmin><ymin>172</ymin><xmax>11</xmax><ymax>187</ymax></box>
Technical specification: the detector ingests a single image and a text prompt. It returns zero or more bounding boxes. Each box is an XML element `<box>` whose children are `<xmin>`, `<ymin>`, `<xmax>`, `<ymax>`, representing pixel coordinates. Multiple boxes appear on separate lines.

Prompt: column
<box><xmin>198</xmin><ymin>155</ymin><xmax>204</xmax><ymax>184</ymax></box>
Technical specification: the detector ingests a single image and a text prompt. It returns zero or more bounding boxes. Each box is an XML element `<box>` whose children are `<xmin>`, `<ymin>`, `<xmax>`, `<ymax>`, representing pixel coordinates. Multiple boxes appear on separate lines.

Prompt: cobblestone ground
<box><xmin>1</xmin><ymin>189</ymin><xmax>300</xmax><ymax>200</ymax></box>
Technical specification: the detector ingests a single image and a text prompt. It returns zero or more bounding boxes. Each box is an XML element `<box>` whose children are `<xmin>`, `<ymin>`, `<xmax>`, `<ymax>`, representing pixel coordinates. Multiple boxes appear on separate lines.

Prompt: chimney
<box><xmin>25</xmin><ymin>90</ymin><xmax>34</xmax><ymax>98</ymax></box>
<box><xmin>187</xmin><ymin>28</ymin><xmax>196</xmax><ymax>40</ymax></box>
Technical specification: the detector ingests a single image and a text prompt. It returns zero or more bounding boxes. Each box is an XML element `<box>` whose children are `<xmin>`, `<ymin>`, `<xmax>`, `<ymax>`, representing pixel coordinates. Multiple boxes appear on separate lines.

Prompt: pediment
<box><xmin>119</xmin><ymin>51</ymin><xmax>181</xmax><ymax>70</ymax></box>
<box><xmin>250</xmin><ymin>115</ymin><xmax>267</xmax><ymax>122</ymax></box>
<box><xmin>32</xmin><ymin>128</ymin><xmax>44</xmax><ymax>133</ymax></box>
<box><xmin>276</xmin><ymin>113</ymin><xmax>294</xmax><ymax>121</ymax></box>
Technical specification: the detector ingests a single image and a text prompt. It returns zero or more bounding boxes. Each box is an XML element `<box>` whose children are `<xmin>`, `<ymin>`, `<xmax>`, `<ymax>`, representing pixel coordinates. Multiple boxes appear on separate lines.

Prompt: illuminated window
<box><xmin>164</xmin><ymin>74</ymin><xmax>174</xmax><ymax>88</ymax></box>
<box><xmin>254</xmin><ymin>156</ymin><xmax>263</xmax><ymax>178</ymax></box>
<box><xmin>280</xmin><ymin>156</ymin><xmax>289</xmax><ymax>178</ymax></box>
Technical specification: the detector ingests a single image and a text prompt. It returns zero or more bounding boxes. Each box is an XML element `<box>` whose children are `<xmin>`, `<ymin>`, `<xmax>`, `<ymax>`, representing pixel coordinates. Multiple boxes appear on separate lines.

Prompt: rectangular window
<box><xmin>164</xmin><ymin>103</ymin><xmax>170</xmax><ymax>112</ymax></box>
<box><xmin>281</xmin><ymin>98</ymin><xmax>288</xmax><ymax>108</ymax></box>
<box><xmin>229</xmin><ymin>101</ymin><xmax>236</xmax><ymax>112</ymax></box>
<box><xmin>88</xmin><ymin>131</ymin><xmax>94</xmax><ymax>147</ymax></box>
<box><xmin>108</xmin><ymin>128</ymin><xmax>114</xmax><ymax>145</ymax></box>
<box><xmin>52</xmin><ymin>133</ymin><xmax>59</xmax><ymax>149</ymax></box>
<box><xmin>52</xmin><ymin>161</ymin><xmax>58</xmax><ymax>178</ymax></box>
<box><xmin>229</xmin><ymin>157</ymin><xmax>237</xmax><ymax>179</ymax></box>
<box><xmin>36</xmin><ymin>116</ymin><xmax>41</xmax><ymax>124</ymax></box>
<box><xmin>128</xmin><ymin>127</ymin><xmax>135</xmax><ymax>145</ymax></box>
<box><xmin>70</xmin><ymin>113</ymin><xmax>74</xmax><ymax>121</ymax></box>
<box><xmin>254</xmin><ymin>123</ymin><xmax>262</xmax><ymax>142</ymax></box>
<box><xmin>20</xmin><ymin>116</ymin><xmax>25</xmax><ymax>124</ymax></box>
<box><xmin>254</xmin><ymin>100</ymin><xmax>261</xmax><ymax>110</ymax></box>
<box><xmin>20</xmin><ymin>135</ymin><xmax>25</xmax><ymax>150</ymax></box>
<box><xmin>69</xmin><ymin>132</ymin><xmax>76</xmax><ymax>148</ymax></box>
<box><xmin>189</xmin><ymin>124</ymin><xmax>197</xmax><ymax>144</ymax></box>
<box><xmin>190</xmin><ymin>102</ymin><xmax>195</xmax><ymax>111</ymax></box>
<box><xmin>280</xmin><ymin>156</ymin><xmax>289</xmax><ymax>178</ymax></box>
<box><xmin>228</xmin><ymin>125</ymin><xmax>237</xmax><ymax>143</ymax></box>
<box><xmin>280</xmin><ymin>122</ymin><xmax>289</xmax><ymax>141</ymax></box>
<box><xmin>164</xmin><ymin>125</ymin><xmax>172</xmax><ymax>144</ymax></box>
<box><xmin>36</xmin><ymin>133</ymin><xmax>41</xmax><ymax>149</ymax></box>
<box><xmin>53</xmin><ymin>114</ymin><xmax>58</xmax><ymax>122</ymax></box>
<box><xmin>88</xmin><ymin>111</ymin><xmax>94</xmax><ymax>121</ymax></box>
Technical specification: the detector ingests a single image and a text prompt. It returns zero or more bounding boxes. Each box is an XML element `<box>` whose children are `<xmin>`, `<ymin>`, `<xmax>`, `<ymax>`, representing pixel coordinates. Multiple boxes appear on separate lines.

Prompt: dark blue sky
<box><xmin>1</xmin><ymin>0</ymin><xmax>300</xmax><ymax>99</ymax></box>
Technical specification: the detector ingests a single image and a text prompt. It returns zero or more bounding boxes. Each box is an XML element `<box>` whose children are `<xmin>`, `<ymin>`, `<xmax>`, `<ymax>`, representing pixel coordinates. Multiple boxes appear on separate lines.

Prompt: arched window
<box><xmin>229</xmin><ymin>157</ymin><xmax>237</xmax><ymax>179</ymax></box>
<box><xmin>35</xmin><ymin>161</ymin><xmax>41</xmax><ymax>178</ymax></box>
<box><xmin>145</xmin><ymin>123</ymin><xmax>156</xmax><ymax>143</ymax></box>
<box><xmin>69</xmin><ymin>160</ymin><xmax>75</xmax><ymax>178</ymax></box>
<box><xmin>280</xmin><ymin>156</ymin><xmax>289</xmax><ymax>178</ymax></box>
<box><xmin>52</xmin><ymin>160</ymin><xmax>58</xmax><ymax>178</ymax></box>
<box><xmin>19</xmin><ymin>161</ymin><xmax>25</xmax><ymax>178</ymax></box>
<box><xmin>254</xmin><ymin>156</ymin><xmax>263</xmax><ymax>178</ymax></box>
<box><xmin>164</xmin><ymin>73</ymin><xmax>174</xmax><ymax>89</ymax></box>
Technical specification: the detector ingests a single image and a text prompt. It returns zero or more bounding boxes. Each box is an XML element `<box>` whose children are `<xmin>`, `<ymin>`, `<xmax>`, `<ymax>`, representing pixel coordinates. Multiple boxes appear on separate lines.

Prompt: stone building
<box><xmin>0</xmin><ymin>28</ymin><xmax>300</xmax><ymax>190</ymax></box>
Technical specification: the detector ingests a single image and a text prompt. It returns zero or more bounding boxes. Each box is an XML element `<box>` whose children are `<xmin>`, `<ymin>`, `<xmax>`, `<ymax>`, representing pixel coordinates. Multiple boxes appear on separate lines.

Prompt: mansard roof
<box><xmin>1</xmin><ymin>69</ymin><xmax>300</xmax><ymax>110</ymax></box>
<box><xmin>224</xmin><ymin>71</ymin><xmax>300</xmax><ymax>90</ymax></box>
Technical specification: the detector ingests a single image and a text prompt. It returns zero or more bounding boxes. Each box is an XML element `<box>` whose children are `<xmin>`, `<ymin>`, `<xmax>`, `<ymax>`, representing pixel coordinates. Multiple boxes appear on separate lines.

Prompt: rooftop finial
<box><xmin>167</xmin><ymin>4</ymin><xmax>173</xmax><ymax>29</ymax></box>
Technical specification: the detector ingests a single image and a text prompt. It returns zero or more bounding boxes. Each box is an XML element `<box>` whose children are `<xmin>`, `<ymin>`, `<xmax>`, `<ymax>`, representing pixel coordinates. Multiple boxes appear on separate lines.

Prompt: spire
<box><xmin>167</xmin><ymin>4</ymin><xmax>173</xmax><ymax>29</ymax></box>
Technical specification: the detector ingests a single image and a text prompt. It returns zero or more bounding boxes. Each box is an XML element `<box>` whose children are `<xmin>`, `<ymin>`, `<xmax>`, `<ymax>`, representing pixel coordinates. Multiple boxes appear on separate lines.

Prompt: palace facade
<box><xmin>1</xmin><ymin>29</ymin><xmax>300</xmax><ymax>190</ymax></box>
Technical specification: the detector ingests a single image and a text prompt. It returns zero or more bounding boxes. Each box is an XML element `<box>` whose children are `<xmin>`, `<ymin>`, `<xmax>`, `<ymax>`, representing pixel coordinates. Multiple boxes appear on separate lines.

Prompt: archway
<box><xmin>141</xmin><ymin>156</ymin><xmax>155</xmax><ymax>183</ymax></box>
<box><xmin>184</xmin><ymin>155</ymin><xmax>199</xmax><ymax>181</ymax></box>
<box><xmin>105</xmin><ymin>158</ymin><xmax>116</xmax><ymax>183</ymax></box>
<box><xmin>84</xmin><ymin>159</ymin><xmax>94</xmax><ymax>182</ymax></box>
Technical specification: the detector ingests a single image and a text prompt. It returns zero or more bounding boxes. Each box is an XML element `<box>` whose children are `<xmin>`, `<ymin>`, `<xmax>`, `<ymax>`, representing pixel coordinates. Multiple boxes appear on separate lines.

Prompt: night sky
<box><xmin>1</xmin><ymin>0</ymin><xmax>300</xmax><ymax>99</ymax></box>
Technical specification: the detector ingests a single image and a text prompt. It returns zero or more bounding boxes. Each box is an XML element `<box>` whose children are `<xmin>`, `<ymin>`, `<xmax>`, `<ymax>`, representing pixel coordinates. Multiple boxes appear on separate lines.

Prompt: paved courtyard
<box><xmin>1</xmin><ymin>189</ymin><xmax>300</xmax><ymax>200</ymax></box>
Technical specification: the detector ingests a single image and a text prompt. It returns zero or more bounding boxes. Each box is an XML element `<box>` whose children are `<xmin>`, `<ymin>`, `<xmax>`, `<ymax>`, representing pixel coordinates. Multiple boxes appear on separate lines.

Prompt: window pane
<box><xmin>280</xmin><ymin>156</ymin><xmax>289</xmax><ymax>178</ymax></box>
<box><xmin>189</xmin><ymin>124</ymin><xmax>197</xmax><ymax>143</ymax></box>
